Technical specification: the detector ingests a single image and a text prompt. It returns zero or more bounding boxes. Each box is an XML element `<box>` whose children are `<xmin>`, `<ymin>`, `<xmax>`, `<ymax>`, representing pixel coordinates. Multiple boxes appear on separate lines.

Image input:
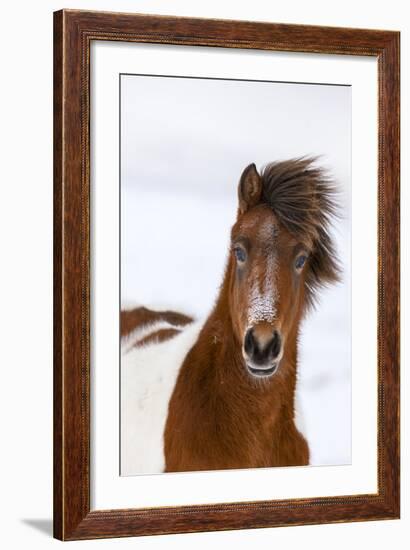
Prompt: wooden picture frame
<box><xmin>53</xmin><ymin>9</ymin><xmax>400</xmax><ymax>540</ymax></box>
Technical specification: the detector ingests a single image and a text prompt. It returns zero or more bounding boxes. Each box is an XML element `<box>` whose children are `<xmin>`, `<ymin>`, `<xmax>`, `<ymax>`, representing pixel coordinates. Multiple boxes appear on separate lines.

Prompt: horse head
<box><xmin>228</xmin><ymin>158</ymin><xmax>340</xmax><ymax>379</ymax></box>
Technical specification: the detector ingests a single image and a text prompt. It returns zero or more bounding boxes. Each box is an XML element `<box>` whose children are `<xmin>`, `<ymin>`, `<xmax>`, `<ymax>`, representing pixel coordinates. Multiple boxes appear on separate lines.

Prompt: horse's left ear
<box><xmin>238</xmin><ymin>163</ymin><xmax>262</xmax><ymax>214</ymax></box>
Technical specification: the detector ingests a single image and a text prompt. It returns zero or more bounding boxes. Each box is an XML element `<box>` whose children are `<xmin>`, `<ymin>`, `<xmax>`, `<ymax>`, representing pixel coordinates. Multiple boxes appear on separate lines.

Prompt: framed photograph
<box><xmin>54</xmin><ymin>9</ymin><xmax>400</xmax><ymax>540</ymax></box>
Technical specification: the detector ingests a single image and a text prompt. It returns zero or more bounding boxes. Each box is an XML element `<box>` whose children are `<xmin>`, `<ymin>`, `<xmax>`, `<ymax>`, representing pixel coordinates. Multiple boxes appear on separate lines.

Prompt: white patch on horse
<box><xmin>247</xmin><ymin>219</ymin><xmax>279</xmax><ymax>326</ymax></box>
<box><xmin>120</xmin><ymin>320</ymin><xmax>204</xmax><ymax>475</ymax></box>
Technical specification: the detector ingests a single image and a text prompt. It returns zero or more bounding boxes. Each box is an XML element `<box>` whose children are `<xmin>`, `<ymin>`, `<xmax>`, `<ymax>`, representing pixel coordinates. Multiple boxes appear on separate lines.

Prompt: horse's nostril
<box><xmin>269</xmin><ymin>330</ymin><xmax>282</xmax><ymax>359</ymax></box>
<box><xmin>244</xmin><ymin>328</ymin><xmax>255</xmax><ymax>356</ymax></box>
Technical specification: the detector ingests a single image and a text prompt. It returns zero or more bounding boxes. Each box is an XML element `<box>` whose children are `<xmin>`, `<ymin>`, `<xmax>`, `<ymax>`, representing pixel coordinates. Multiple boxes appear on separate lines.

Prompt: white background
<box><xmin>0</xmin><ymin>0</ymin><xmax>406</xmax><ymax>549</ymax></box>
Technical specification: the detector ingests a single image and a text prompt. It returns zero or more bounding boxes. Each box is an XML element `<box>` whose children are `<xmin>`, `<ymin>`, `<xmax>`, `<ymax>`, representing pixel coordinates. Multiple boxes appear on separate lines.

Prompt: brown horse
<box><xmin>121</xmin><ymin>157</ymin><xmax>339</xmax><ymax>475</ymax></box>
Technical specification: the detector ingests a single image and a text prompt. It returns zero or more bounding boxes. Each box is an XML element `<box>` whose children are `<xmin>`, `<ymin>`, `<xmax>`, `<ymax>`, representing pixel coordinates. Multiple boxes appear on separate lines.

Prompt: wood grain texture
<box><xmin>53</xmin><ymin>9</ymin><xmax>400</xmax><ymax>541</ymax></box>
<box><xmin>53</xmin><ymin>10</ymin><xmax>63</xmax><ymax>540</ymax></box>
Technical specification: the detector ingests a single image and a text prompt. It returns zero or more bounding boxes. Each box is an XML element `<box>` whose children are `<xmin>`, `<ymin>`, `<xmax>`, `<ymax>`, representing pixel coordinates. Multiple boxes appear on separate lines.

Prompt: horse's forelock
<box><xmin>259</xmin><ymin>157</ymin><xmax>341</xmax><ymax>307</ymax></box>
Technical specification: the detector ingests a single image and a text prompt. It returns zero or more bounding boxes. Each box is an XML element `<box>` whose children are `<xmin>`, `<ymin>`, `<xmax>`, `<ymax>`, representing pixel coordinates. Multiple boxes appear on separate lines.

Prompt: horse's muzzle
<box><xmin>243</xmin><ymin>327</ymin><xmax>283</xmax><ymax>377</ymax></box>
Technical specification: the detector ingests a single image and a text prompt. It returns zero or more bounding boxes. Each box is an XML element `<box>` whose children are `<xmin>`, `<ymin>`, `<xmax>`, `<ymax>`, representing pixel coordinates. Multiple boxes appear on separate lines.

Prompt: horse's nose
<box><xmin>244</xmin><ymin>327</ymin><xmax>282</xmax><ymax>365</ymax></box>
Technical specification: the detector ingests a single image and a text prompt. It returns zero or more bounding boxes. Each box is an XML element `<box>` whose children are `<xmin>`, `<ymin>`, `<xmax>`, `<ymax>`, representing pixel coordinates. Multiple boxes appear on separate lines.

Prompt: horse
<box><xmin>120</xmin><ymin>157</ymin><xmax>339</xmax><ymax>475</ymax></box>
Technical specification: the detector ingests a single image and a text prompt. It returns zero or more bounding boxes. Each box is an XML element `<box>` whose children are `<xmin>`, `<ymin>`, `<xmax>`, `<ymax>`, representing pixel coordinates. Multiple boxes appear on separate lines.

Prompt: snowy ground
<box><xmin>121</xmin><ymin>74</ymin><xmax>352</xmax><ymax>467</ymax></box>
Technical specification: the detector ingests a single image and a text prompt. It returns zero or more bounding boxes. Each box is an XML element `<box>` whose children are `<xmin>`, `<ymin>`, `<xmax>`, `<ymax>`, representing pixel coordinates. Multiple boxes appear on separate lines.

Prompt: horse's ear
<box><xmin>238</xmin><ymin>163</ymin><xmax>262</xmax><ymax>214</ymax></box>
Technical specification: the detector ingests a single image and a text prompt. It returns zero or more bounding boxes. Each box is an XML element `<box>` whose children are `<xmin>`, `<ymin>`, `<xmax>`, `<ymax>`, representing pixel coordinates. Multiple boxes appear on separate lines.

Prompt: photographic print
<box><xmin>120</xmin><ymin>74</ymin><xmax>351</xmax><ymax>476</ymax></box>
<box><xmin>54</xmin><ymin>10</ymin><xmax>400</xmax><ymax>539</ymax></box>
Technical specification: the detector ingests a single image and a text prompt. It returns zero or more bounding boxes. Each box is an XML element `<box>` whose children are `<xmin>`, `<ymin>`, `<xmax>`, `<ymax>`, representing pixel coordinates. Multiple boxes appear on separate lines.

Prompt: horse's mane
<box><xmin>260</xmin><ymin>157</ymin><xmax>340</xmax><ymax>308</ymax></box>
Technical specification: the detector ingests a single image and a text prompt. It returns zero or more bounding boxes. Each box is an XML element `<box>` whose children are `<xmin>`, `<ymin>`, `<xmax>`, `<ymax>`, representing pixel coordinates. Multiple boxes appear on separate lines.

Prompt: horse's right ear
<box><xmin>238</xmin><ymin>163</ymin><xmax>262</xmax><ymax>214</ymax></box>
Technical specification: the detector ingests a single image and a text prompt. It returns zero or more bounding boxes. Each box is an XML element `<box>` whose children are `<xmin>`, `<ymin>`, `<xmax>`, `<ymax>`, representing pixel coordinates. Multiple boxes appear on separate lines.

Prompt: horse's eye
<box><xmin>234</xmin><ymin>246</ymin><xmax>246</xmax><ymax>263</ymax></box>
<box><xmin>295</xmin><ymin>254</ymin><xmax>307</xmax><ymax>270</ymax></box>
